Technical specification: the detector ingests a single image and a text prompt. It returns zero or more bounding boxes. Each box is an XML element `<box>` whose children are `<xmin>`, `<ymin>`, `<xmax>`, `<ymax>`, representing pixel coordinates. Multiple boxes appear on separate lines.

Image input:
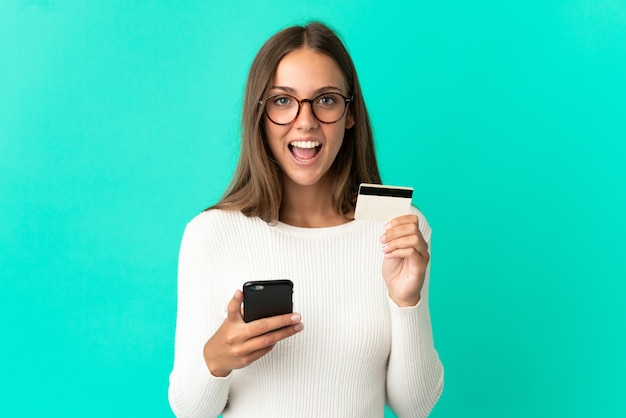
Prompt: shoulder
<box><xmin>186</xmin><ymin>208</ymin><xmax>239</xmax><ymax>227</ymax></box>
<box><xmin>185</xmin><ymin>209</ymin><xmax>255</xmax><ymax>234</ymax></box>
<box><xmin>180</xmin><ymin>209</ymin><xmax>265</xmax><ymax>254</ymax></box>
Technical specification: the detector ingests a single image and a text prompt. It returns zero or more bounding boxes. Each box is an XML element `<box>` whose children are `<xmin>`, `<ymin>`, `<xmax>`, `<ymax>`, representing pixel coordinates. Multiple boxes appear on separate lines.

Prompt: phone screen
<box><xmin>243</xmin><ymin>280</ymin><xmax>293</xmax><ymax>323</ymax></box>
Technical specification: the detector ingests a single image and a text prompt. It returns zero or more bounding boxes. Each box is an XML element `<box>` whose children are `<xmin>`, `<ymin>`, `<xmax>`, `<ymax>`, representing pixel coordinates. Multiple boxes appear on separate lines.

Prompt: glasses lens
<box><xmin>312</xmin><ymin>93</ymin><xmax>346</xmax><ymax>123</ymax></box>
<box><xmin>264</xmin><ymin>93</ymin><xmax>348</xmax><ymax>125</ymax></box>
<box><xmin>265</xmin><ymin>95</ymin><xmax>299</xmax><ymax>125</ymax></box>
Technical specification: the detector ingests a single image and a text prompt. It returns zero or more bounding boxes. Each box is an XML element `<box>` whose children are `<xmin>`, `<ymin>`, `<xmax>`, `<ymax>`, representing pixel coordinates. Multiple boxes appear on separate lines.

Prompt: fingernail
<box><xmin>384</xmin><ymin>222</ymin><xmax>392</xmax><ymax>231</ymax></box>
<box><xmin>294</xmin><ymin>323</ymin><xmax>304</xmax><ymax>332</ymax></box>
<box><xmin>291</xmin><ymin>313</ymin><xmax>301</xmax><ymax>322</ymax></box>
<box><xmin>379</xmin><ymin>233</ymin><xmax>387</xmax><ymax>243</ymax></box>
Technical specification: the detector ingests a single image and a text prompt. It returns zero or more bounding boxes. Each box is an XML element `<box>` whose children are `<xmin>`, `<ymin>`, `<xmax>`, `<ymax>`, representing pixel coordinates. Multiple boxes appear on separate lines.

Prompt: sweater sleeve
<box><xmin>168</xmin><ymin>219</ymin><xmax>230</xmax><ymax>418</ymax></box>
<box><xmin>386</xmin><ymin>210</ymin><xmax>444</xmax><ymax>417</ymax></box>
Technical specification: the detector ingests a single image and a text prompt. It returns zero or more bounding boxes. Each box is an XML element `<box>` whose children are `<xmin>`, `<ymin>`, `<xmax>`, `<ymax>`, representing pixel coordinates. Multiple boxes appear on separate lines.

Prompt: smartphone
<box><xmin>243</xmin><ymin>280</ymin><xmax>293</xmax><ymax>323</ymax></box>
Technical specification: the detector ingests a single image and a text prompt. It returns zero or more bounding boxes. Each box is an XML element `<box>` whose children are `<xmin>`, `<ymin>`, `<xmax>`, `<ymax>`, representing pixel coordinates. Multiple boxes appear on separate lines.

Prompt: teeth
<box><xmin>290</xmin><ymin>140</ymin><xmax>321</xmax><ymax>149</ymax></box>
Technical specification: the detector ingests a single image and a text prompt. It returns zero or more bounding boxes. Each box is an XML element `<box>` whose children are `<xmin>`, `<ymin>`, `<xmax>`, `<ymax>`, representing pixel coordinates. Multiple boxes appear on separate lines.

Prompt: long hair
<box><xmin>211</xmin><ymin>22</ymin><xmax>381</xmax><ymax>223</ymax></box>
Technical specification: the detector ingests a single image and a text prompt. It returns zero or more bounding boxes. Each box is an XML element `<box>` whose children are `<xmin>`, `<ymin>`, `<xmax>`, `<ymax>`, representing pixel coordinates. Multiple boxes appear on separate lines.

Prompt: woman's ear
<box><xmin>345</xmin><ymin>111</ymin><xmax>355</xmax><ymax>129</ymax></box>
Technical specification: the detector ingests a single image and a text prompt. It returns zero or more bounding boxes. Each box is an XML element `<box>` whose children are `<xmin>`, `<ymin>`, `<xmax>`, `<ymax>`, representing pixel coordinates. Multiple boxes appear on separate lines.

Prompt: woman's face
<box><xmin>264</xmin><ymin>47</ymin><xmax>354</xmax><ymax>188</ymax></box>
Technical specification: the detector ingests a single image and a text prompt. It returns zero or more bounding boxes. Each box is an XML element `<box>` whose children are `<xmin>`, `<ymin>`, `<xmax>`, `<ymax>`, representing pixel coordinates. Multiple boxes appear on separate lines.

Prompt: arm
<box><xmin>168</xmin><ymin>221</ymin><xmax>230</xmax><ymax>418</ymax></box>
<box><xmin>167</xmin><ymin>216</ymin><xmax>304</xmax><ymax>417</ymax></box>
<box><xmin>386</xmin><ymin>260</ymin><xmax>444</xmax><ymax>417</ymax></box>
<box><xmin>382</xmin><ymin>210</ymin><xmax>444</xmax><ymax>417</ymax></box>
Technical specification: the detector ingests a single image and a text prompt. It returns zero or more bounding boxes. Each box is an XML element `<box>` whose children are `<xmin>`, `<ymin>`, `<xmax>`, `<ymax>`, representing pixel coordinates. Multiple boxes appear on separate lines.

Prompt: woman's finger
<box><xmin>382</xmin><ymin>235</ymin><xmax>419</xmax><ymax>254</ymax></box>
<box><xmin>226</xmin><ymin>290</ymin><xmax>244</xmax><ymax>323</ymax></box>
<box><xmin>245</xmin><ymin>312</ymin><xmax>303</xmax><ymax>338</ymax></box>
<box><xmin>387</xmin><ymin>214</ymin><xmax>419</xmax><ymax>226</ymax></box>
<box><xmin>382</xmin><ymin>216</ymin><xmax>421</xmax><ymax>241</ymax></box>
<box><xmin>242</xmin><ymin>322</ymin><xmax>304</xmax><ymax>354</ymax></box>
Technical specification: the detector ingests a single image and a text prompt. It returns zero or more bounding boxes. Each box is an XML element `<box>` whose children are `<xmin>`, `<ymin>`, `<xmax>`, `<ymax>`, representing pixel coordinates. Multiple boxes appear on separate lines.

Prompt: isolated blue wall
<box><xmin>1</xmin><ymin>1</ymin><xmax>625</xmax><ymax>417</ymax></box>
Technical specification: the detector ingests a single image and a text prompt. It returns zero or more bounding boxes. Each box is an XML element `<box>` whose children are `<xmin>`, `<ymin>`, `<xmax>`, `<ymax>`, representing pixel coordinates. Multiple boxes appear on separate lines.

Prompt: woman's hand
<box><xmin>380</xmin><ymin>214</ymin><xmax>430</xmax><ymax>307</ymax></box>
<box><xmin>203</xmin><ymin>290</ymin><xmax>304</xmax><ymax>377</ymax></box>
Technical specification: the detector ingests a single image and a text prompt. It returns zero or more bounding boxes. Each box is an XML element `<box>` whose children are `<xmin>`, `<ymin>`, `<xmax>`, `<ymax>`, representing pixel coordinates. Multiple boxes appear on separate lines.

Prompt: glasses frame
<box><xmin>259</xmin><ymin>92</ymin><xmax>354</xmax><ymax>125</ymax></box>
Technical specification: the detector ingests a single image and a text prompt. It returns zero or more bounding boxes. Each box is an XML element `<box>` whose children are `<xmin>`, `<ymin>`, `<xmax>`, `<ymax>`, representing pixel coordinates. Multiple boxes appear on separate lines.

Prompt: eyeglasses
<box><xmin>260</xmin><ymin>92</ymin><xmax>353</xmax><ymax>125</ymax></box>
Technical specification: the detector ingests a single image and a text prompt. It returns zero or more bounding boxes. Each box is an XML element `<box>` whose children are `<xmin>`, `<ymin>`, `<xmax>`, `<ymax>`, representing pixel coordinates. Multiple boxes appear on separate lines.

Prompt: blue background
<box><xmin>1</xmin><ymin>1</ymin><xmax>625</xmax><ymax>417</ymax></box>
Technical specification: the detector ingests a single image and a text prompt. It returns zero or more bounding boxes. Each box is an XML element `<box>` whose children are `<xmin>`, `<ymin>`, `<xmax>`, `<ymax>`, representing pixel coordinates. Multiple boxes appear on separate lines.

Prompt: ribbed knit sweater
<box><xmin>168</xmin><ymin>208</ymin><xmax>444</xmax><ymax>418</ymax></box>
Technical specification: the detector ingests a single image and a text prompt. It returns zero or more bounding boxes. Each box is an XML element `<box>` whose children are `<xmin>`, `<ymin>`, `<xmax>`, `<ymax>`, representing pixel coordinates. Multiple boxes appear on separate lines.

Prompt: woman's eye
<box><xmin>317</xmin><ymin>95</ymin><xmax>337</xmax><ymax>106</ymax></box>
<box><xmin>273</xmin><ymin>96</ymin><xmax>292</xmax><ymax>106</ymax></box>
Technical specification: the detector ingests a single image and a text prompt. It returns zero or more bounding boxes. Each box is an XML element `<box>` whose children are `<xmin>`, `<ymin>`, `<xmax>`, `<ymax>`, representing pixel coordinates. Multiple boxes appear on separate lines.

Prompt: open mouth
<box><xmin>288</xmin><ymin>140</ymin><xmax>322</xmax><ymax>162</ymax></box>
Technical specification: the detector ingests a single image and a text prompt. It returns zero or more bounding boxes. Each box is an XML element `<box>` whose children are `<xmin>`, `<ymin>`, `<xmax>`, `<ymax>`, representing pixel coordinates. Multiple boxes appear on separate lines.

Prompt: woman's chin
<box><xmin>282</xmin><ymin>170</ymin><xmax>328</xmax><ymax>188</ymax></box>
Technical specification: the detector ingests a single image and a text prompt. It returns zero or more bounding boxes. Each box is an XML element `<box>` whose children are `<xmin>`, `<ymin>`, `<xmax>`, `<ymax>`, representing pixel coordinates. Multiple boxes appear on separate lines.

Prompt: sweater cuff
<box><xmin>169</xmin><ymin>356</ymin><xmax>231</xmax><ymax>416</ymax></box>
<box><xmin>386</xmin><ymin>295</ymin><xmax>434</xmax><ymax>349</ymax></box>
<box><xmin>387</xmin><ymin>294</ymin><xmax>423</xmax><ymax>311</ymax></box>
<box><xmin>388</xmin><ymin>297</ymin><xmax>434</xmax><ymax>350</ymax></box>
<box><xmin>190</xmin><ymin>354</ymin><xmax>232</xmax><ymax>389</ymax></box>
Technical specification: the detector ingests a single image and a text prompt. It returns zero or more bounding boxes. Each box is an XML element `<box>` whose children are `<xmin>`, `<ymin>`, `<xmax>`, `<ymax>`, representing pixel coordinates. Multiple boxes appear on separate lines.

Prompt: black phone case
<box><xmin>243</xmin><ymin>280</ymin><xmax>293</xmax><ymax>323</ymax></box>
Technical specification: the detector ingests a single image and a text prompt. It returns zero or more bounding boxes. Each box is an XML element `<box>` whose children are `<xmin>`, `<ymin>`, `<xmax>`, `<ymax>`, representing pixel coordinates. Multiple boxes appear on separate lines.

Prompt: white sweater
<box><xmin>168</xmin><ymin>209</ymin><xmax>444</xmax><ymax>418</ymax></box>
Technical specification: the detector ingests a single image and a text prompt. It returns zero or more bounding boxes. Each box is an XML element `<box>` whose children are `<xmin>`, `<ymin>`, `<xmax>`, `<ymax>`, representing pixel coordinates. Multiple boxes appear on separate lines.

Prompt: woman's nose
<box><xmin>294</xmin><ymin>100</ymin><xmax>319</xmax><ymax>130</ymax></box>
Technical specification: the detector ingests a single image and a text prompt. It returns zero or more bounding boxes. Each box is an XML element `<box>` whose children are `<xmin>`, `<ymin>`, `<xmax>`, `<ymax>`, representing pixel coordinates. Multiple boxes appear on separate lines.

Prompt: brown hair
<box><xmin>210</xmin><ymin>22</ymin><xmax>381</xmax><ymax>223</ymax></box>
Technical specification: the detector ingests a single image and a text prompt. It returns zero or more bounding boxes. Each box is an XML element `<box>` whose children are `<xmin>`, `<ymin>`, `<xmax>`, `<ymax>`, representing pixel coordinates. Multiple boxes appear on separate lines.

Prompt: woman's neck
<box><xmin>279</xmin><ymin>178</ymin><xmax>353</xmax><ymax>228</ymax></box>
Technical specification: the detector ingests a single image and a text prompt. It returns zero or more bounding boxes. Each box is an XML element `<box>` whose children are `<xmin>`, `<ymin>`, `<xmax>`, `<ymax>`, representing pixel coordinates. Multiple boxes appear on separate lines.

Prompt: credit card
<box><xmin>354</xmin><ymin>183</ymin><xmax>414</xmax><ymax>222</ymax></box>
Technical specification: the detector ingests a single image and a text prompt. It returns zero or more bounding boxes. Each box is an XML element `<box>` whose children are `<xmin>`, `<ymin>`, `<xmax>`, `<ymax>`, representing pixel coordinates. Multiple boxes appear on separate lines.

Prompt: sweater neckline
<box><xmin>271</xmin><ymin>218</ymin><xmax>369</xmax><ymax>237</ymax></box>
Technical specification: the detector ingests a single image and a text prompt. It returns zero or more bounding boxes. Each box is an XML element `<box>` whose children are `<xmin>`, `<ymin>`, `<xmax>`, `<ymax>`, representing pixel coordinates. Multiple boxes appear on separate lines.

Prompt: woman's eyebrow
<box><xmin>269</xmin><ymin>85</ymin><xmax>344</xmax><ymax>95</ymax></box>
<box><xmin>269</xmin><ymin>86</ymin><xmax>296</xmax><ymax>93</ymax></box>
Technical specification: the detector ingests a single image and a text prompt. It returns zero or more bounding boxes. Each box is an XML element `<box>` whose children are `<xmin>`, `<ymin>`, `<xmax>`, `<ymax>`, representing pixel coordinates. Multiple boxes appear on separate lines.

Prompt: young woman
<box><xmin>168</xmin><ymin>22</ymin><xmax>444</xmax><ymax>418</ymax></box>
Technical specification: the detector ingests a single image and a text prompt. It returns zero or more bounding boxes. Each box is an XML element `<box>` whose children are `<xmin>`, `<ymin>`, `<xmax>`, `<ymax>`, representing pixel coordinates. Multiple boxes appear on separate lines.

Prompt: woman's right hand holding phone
<box><xmin>203</xmin><ymin>290</ymin><xmax>304</xmax><ymax>377</ymax></box>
